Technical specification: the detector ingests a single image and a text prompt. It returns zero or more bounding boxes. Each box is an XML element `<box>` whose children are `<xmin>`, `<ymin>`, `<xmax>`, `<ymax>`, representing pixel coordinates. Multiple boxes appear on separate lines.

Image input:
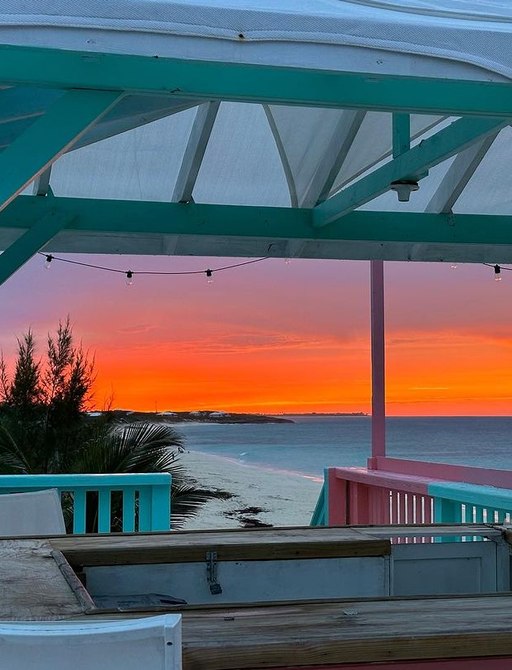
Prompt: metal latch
<box><xmin>206</xmin><ymin>551</ymin><xmax>222</xmax><ymax>595</ymax></box>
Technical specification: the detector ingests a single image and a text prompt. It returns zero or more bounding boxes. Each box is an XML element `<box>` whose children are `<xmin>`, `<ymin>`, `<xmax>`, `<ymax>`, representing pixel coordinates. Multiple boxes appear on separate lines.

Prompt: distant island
<box><xmin>88</xmin><ymin>410</ymin><xmax>294</xmax><ymax>424</ymax></box>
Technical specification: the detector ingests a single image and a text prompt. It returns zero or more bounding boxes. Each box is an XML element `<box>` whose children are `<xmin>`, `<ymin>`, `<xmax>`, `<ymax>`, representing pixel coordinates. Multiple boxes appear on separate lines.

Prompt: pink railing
<box><xmin>326</xmin><ymin>467</ymin><xmax>433</xmax><ymax>526</ymax></box>
<box><xmin>312</xmin><ymin>457</ymin><xmax>512</xmax><ymax>542</ymax></box>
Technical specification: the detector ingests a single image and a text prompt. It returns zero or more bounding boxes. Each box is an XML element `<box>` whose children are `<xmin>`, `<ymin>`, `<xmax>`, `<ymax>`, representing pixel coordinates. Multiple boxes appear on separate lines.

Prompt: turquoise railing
<box><xmin>310</xmin><ymin>481</ymin><xmax>327</xmax><ymax>526</ymax></box>
<box><xmin>430</xmin><ymin>481</ymin><xmax>512</xmax><ymax>525</ymax></box>
<box><xmin>0</xmin><ymin>473</ymin><xmax>172</xmax><ymax>533</ymax></box>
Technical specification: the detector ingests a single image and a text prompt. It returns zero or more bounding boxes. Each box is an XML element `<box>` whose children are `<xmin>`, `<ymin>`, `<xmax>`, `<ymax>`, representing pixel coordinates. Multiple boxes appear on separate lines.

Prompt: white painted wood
<box><xmin>392</xmin><ymin>541</ymin><xmax>500</xmax><ymax>596</ymax></box>
<box><xmin>85</xmin><ymin>556</ymin><xmax>389</xmax><ymax>605</ymax></box>
<box><xmin>32</xmin><ymin>166</ymin><xmax>52</xmax><ymax>196</ymax></box>
<box><xmin>0</xmin><ymin>489</ymin><xmax>65</xmax><ymax>536</ymax></box>
<box><xmin>425</xmin><ymin>133</ymin><xmax>498</xmax><ymax>213</ymax></box>
<box><xmin>300</xmin><ymin>110</ymin><xmax>365</xmax><ymax>207</ymax></box>
<box><xmin>171</xmin><ymin>101</ymin><xmax>220</xmax><ymax>203</ymax></box>
<box><xmin>0</xmin><ymin>615</ymin><xmax>181</xmax><ymax>670</ymax></box>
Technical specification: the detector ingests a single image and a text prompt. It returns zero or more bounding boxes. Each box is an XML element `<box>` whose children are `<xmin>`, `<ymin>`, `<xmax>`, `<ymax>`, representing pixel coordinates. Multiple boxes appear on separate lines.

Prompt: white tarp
<box><xmin>0</xmin><ymin>0</ymin><xmax>511</xmax><ymax>80</ymax></box>
<box><xmin>0</xmin><ymin>0</ymin><xmax>510</xmax><ymax>262</ymax></box>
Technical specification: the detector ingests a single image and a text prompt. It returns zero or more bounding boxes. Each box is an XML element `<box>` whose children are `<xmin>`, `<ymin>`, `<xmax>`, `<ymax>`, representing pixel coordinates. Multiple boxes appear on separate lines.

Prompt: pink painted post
<box><xmin>349</xmin><ymin>482</ymin><xmax>371</xmax><ymax>524</ymax></box>
<box><xmin>369</xmin><ymin>259</ymin><xmax>386</xmax><ymax>467</ymax></box>
<box><xmin>327</xmin><ymin>469</ymin><xmax>348</xmax><ymax>525</ymax></box>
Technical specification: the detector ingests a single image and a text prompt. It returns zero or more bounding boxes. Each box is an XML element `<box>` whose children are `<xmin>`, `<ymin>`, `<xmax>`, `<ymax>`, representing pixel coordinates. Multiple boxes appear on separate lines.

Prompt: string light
<box><xmin>38</xmin><ymin>252</ymin><xmax>270</xmax><ymax>283</ymax></box>
<box><xmin>39</xmin><ymin>253</ymin><xmax>512</xmax><ymax>285</ymax></box>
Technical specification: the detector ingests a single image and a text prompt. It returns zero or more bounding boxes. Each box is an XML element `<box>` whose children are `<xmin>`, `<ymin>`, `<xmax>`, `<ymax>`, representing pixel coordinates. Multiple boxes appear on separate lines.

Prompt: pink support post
<box><xmin>327</xmin><ymin>469</ymin><xmax>348</xmax><ymax>525</ymax></box>
<box><xmin>369</xmin><ymin>259</ymin><xmax>386</xmax><ymax>467</ymax></box>
<box><xmin>350</xmin><ymin>482</ymin><xmax>371</xmax><ymax>524</ymax></box>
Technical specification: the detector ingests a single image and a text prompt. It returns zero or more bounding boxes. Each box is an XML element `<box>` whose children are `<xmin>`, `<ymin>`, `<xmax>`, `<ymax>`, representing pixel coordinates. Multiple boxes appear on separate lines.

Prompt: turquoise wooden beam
<box><xmin>0</xmin><ymin>90</ymin><xmax>122</xmax><ymax>284</ymax></box>
<box><xmin>392</xmin><ymin>114</ymin><xmax>411</xmax><ymax>158</ymax></box>
<box><xmin>2</xmin><ymin>45</ymin><xmax>512</xmax><ymax>117</ymax></box>
<box><xmin>0</xmin><ymin>209</ymin><xmax>73</xmax><ymax>285</ymax></box>
<box><xmin>0</xmin><ymin>89</ymin><xmax>122</xmax><ymax>212</ymax></box>
<box><xmin>3</xmin><ymin>196</ymin><xmax>512</xmax><ymax>247</ymax></box>
<box><xmin>313</xmin><ymin>117</ymin><xmax>508</xmax><ymax>227</ymax></box>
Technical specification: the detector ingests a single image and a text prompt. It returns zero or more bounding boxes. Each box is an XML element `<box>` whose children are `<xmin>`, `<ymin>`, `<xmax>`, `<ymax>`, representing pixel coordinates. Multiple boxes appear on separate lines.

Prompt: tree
<box><xmin>0</xmin><ymin>318</ymin><xmax>94</xmax><ymax>473</ymax></box>
<box><xmin>0</xmin><ymin>320</ymin><xmax>217</xmax><ymax>529</ymax></box>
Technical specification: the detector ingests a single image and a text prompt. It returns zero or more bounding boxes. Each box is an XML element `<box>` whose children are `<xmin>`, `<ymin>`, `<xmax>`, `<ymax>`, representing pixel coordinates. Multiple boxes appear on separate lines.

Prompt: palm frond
<box><xmin>75</xmin><ymin>422</ymin><xmax>183</xmax><ymax>474</ymax></box>
<box><xmin>0</xmin><ymin>421</ymin><xmax>30</xmax><ymax>473</ymax></box>
<box><xmin>170</xmin><ymin>481</ymin><xmax>222</xmax><ymax>529</ymax></box>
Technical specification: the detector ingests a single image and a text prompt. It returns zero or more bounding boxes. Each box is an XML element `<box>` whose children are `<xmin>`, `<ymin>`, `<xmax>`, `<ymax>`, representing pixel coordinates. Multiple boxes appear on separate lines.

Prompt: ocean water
<box><xmin>175</xmin><ymin>416</ymin><xmax>512</xmax><ymax>478</ymax></box>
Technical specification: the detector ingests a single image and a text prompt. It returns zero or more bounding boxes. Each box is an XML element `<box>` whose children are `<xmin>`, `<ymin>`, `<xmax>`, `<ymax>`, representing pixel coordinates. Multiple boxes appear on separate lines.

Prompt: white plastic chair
<box><xmin>0</xmin><ymin>488</ymin><xmax>66</xmax><ymax>535</ymax></box>
<box><xmin>0</xmin><ymin>614</ymin><xmax>182</xmax><ymax>670</ymax></box>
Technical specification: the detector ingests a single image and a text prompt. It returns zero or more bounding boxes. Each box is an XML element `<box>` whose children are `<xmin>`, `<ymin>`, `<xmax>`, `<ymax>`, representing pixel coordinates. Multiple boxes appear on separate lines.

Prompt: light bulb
<box><xmin>284</xmin><ymin>258</ymin><xmax>291</xmax><ymax>265</ymax></box>
<box><xmin>494</xmin><ymin>265</ymin><xmax>502</xmax><ymax>282</ymax></box>
<box><xmin>126</xmin><ymin>270</ymin><xmax>134</xmax><ymax>286</ymax></box>
<box><xmin>44</xmin><ymin>254</ymin><xmax>53</xmax><ymax>269</ymax></box>
<box><xmin>206</xmin><ymin>269</ymin><xmax>214</xmax><ymax>284</ymax></box>
<box><xmin>450</xmin><ymin>264</ymin><xmax>457</xmax><ymax>270</ymax></box>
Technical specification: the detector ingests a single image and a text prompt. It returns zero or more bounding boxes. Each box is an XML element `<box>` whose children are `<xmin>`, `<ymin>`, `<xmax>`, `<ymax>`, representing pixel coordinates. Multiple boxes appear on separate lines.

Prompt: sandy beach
<box><xmin>180</xmin><ymin>451</ymin><xmax>323</xmax><ymax>530</ymax></box>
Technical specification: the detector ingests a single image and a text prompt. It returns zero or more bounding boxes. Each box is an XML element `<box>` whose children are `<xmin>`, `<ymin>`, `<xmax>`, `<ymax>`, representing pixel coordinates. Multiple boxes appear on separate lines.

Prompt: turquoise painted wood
<box><xmin>430</xmin><ymin>481</ymin><xmax>512</xmax><ymax>537</ymax></box>
<box><xmin>7</xmin><ymin>197</ymin><xmax>512</xmax><ymax>249</ymax></box>
<box><xmin>2</xmin><ymin>45</ymin><xmax>512</xmax><ymax>117</ymax></box>
<box><xmin>0</xmin><ymin>90</ymin><xmax>122</xmax><ymax>285</ymax></box>
<box><xmin>314</xmin><ymin>117</ymin><xmax>507</xmax><ymax>226</ymax></box>
<box><xmin>0</xmin><ymin>473</ymin><xmax>172</xmax><ymax>534</ymax></box>
<box><xmin>310</xmin><ymin>481</ymin><xmax>327</xmax><ymax>527</ymax></box>
<box><xmin>0</xmin><ymin>90</ymin><xmax>121</xmax><ymax>212</ymax></box>
<box><xmin>430</xmin><ymin>481</ymin><xmax>512</xmax><ymax>518</ymax></box>
<box><xmin>392</xmin><ymin>113</ymin><xmax>411</xmax><ymax>158</ymax></box>
<box><xmin>73</xmin><ymin>488</ymin><xmax>87</xmax><ymax>534</ymax></box>
<box><xmin>0</xmin><ymin>210</ymin><xmax>72</xmax><ymax>285</ymax></box>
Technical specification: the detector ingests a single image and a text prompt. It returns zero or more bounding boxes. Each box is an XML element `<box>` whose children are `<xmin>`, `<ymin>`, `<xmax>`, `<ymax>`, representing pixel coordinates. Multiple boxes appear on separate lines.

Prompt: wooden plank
<box><xmin>278</xmin><ymin>663</ymin><xmax>511</xmax><ymax>670</ymax></box>
<box><xmin>0</xmin><ymin>539</ymin><xmax>92</xmax><ymax>620</ymax></box>
<box><xmin>51</xmin><ymin>527</ymin><xmax>391</xmax><ymax>566</ymax></box>
<box><xmin>180</xmin><ymin>595</ymin><xmax>512</xmax><ymax>669</ymax></box>
<box><xmin>356</xmin><ymin>524</ymin><xmax>499</xmax><ymax>538</ymax></box>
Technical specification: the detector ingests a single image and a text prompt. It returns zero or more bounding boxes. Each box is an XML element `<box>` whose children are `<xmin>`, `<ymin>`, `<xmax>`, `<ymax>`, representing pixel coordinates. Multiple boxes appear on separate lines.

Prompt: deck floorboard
<box><xmin>0</xmin><ymin>539</ymin><xmax>92</xmax><ymax>620</ymax></box>
<box><xmin>181</xmin><ymin>596</ymin><xmax>512</xmax><ymax>669</ymax></box>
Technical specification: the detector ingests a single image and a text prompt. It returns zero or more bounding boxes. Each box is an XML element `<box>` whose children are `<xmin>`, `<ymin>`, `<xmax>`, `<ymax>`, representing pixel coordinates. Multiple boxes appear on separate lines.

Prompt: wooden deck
<box><xmin>2</xmin><ymin>527</ymin><xmax>512</xmax><ymax>668</ymax></box>
<box><xmin>180</xmin><ymin>596</ymin><xmax>512</xmax><ymax>669</ymax></box>
<box><xmin>51</xmin><ymin>526</ymin><xmax>391</xmax><ymax>566</ymax></box>
<box><xmin>0</xmin><ymin>539</ymin><xmax>93</xmax><ymax>620</ymax></box>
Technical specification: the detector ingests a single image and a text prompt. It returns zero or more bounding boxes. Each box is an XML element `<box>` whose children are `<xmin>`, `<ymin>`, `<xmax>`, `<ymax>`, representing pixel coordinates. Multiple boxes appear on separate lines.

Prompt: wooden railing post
<box><xmin>151</xmin><ymin>483</ymin><xmax>172</xmax><ymax>531</ymax></box>
<box><xmin>327</xmin><ymin>468</ymin><xmax>348</xmax><ymax>525</ymax></box>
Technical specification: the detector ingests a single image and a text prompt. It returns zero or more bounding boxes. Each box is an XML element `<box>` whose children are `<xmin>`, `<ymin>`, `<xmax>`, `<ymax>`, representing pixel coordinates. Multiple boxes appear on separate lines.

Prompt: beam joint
<box><xmin>0</xmin><ymin>89</ymin><xmax>123</xmax><ymax>213</ymax></box>
<box><xmin>313</xmin><ymin>117</ymin><xmax>508</xmax><ymax>227</ymax></box>
<box><xmin>0</xmin><ymin>209</ymin><xmax>72</xmax><ymax>285</ymax></box>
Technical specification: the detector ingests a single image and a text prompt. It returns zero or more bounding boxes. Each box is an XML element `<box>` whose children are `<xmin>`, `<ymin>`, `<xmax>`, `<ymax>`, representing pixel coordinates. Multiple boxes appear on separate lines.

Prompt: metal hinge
<box><xmin>206</xmin><ymin>551</ymin><xmax>222</xmax><ymax>595</ymax></box>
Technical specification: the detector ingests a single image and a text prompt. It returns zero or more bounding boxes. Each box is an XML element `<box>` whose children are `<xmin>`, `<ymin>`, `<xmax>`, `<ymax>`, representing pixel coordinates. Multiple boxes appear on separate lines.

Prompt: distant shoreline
<box><xmin>88</xmin><ymin>409</ymin><xmax>369</xmax><ymax>424</ymax></box>
<box><xmin>89</xmin><ymin>409</ymin><xmax>294</xmax><ymax>424</ymax></box>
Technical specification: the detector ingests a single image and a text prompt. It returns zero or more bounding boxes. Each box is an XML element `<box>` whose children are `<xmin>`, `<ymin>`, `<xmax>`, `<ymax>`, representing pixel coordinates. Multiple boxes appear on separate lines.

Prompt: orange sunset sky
<box><xmin>2</xmin><ymin>254</ymin><xmax>512</xmax><ymax>416</ymax></box>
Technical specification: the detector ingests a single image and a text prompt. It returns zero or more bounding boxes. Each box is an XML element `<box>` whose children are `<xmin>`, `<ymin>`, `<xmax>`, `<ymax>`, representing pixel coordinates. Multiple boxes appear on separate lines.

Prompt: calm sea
<box><xmin>175</xmin><ymin>416</ymin><xmax>512</xmax><ymax>478</ymax></box>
